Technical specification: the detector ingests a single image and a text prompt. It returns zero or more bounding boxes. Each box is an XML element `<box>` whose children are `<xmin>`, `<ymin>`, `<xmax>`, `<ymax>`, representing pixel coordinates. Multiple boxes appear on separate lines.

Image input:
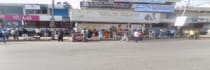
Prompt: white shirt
<box><xmin>35</xmin><ymin>29</ymin><xmax>41</xmax><ymax>33</ymax></box>
<box><xmin>134</xmin><ymin>31</ymin><xmax>139</xmax><ymax>37</ymax></box>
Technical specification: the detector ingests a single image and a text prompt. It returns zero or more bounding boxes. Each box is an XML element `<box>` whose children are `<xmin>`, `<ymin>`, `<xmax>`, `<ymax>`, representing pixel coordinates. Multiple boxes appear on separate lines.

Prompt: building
<box><xmin>72</xmin><ymin>0</ymin><xmax>176</xmax><ymax>33</ymax></box>
<box><xmin>0</xmin><ymin>3</ymin><xmax>71</xmax><ymax>35</ymax></box>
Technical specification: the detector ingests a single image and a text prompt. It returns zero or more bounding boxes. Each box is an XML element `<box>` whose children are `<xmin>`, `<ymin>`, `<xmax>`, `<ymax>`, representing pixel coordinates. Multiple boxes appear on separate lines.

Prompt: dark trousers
<box><xmin>0</xmin><ymin>36</ymin><xmax>6</xmax><ymax>43</ymax></box>
<box><xmin>58</xmin><ymin>36</ymin><xmax>63</xmax><ymax>42</ymax></box>
<box><xmin>134</xmin><ymin>37</ymin><xmax>139</xmax><ymax>43</ymax></box>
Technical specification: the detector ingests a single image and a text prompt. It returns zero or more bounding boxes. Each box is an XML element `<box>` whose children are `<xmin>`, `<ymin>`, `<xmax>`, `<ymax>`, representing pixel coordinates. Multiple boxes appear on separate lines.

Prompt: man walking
<box><xmin>58</xmin><ymin>30</ymin><xmax>64</xmax><ymax>42</ymax></box>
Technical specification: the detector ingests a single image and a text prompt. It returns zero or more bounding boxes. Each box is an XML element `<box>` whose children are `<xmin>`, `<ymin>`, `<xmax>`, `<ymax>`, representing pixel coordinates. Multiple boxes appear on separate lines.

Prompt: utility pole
<box><xmin>176</xmin><ymin>0</ymin><xmax>191</xmax><ymax>38</ymax></box>
<box><xmin>182</xmin><ymin>0</ymin><xmax>191</xmax><ymax>16</ymax></box>
<box><xmin>51</xmin><ymin>0</ymin><xmax>55</xmax><ymax>40</ymax></box>
<box><xmin>51</xmin><ymin>0</ymin><xmax>55</xmax><ymax>27</ymax></box>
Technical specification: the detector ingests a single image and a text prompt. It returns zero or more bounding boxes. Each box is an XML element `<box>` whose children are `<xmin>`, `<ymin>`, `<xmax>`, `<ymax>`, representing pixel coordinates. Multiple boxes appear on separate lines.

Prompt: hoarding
<box><xmin>0</xmin><ymin>14</ymin><xmax>39</xmax><ymax>21</ymax></box>
<box><xmin>80</xmin><ymin>1</ymin><xmax>131</xmax><ymax>8</ymax></box>
<box><xmin>114</xmin><ymin>0</ymin><xmax>166</xmax><ymax>3</ymax></box>
<box><xmin>71</xmin><ymin>9</ymin><xmax>160</xmax><ymax>23</ymax></box>
<box><xmin>134</xmin><ymin>4</ymin><xmax>175</xmax><ymax>13</ymax></box>
<box><xmin>174</xmin><ymin>16</ymin><xmax>187</xmax><ymax>26</ymax></box>
<box><xmin>24</xmin><ymin>5</ymin><xmax>40</xmax><ymax>10</ymax></box>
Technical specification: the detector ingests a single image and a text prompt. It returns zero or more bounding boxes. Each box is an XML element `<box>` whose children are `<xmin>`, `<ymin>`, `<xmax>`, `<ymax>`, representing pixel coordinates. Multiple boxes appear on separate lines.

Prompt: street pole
<box><xmin>177</xmin><ymin>0</ymin><xmax>191</xmax><ymax>38</ymax></box>
<box><xmin>182</xmin><ymin>0</ymin><xmax>191</xmax><ymax>16</ymax></box>
<box><xmin>51</xmin><ymin>0</ymin><xmax>55</xmax><ymax>40</ymax></box>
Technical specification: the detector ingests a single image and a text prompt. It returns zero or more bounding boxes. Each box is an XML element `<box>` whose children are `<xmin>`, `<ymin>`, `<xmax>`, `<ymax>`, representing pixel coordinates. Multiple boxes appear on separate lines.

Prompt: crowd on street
<box><xmin>0</xmin><ymin>28</ymin><xmax>65</xmax><ymax>43</ymax></box>
<box><xmin>72</xmin><ymin>27</ymin><xmax>201</xmax><ymax>42</ymax></box>
<box><xmin>0</xmin><ymin>27</ymin><xmax>201</xmax><ymax>43</ymax></box>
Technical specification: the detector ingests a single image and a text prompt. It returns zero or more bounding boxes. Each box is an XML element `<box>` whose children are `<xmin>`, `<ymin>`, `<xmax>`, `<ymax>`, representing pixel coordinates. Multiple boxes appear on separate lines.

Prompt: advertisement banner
<box><xmin>134</xmin><ymin>4</ymin><xmax>175</xmax><ymax>13</ymax></box>
<box><xmin>24</xmin><ymin>4</ymin><xmax>40</xmax><ymax>10</ymax></box>
<box><xmin>114</xmin><ymin>0</ymin><xmax>166</xmax><ymax>3</ymax></box>
<box><xmin>0</xmin><ymin>14</ymin><xmax>4</xmax><ymax>19</ymax></box>
<box><xmin>174</xmin><ymin>16</ymin><xmax>187</xmax><ymax>26</ymax></box>
<box><xmin>80</xmin><ymin>1</ymin><xmax>131</xmax><ymax>8</ymax></box>
<box><xmin>1</xmin><ymin>15</ymin><xmax>39</xmax><ymax>21</ymax></box>
<box><xmin>72</xmin><ymin>9</ymin><xmax>160</xmax><ymax>23</ymax></box>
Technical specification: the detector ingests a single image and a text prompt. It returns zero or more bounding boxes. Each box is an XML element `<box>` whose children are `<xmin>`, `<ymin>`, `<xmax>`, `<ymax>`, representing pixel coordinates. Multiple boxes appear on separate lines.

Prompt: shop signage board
<box><xmin>4</xmin><ymin>15</ymin><xmax>39</xmax><ymax>21</ymax></box>
<box><xmin>39</xmin><ymin>15</ymin><xmax>62</xmax><ymax>21</ymax></box>
<box><xmin>133</xmin><ymin>4</ymin><xmax>175</xmax><ymax>13</ymax></box>
<box><xmin>0</xmin><ymin>14</ymin><xmax>4</xmax><ymax>19</ymax></box>
<box><xmin>24</xmin><ymin>4</ymin><xmax>40</xmax><ymax>10</ymax></box>
<box><xmin>71</xmin><ymin>9</ymin><xmax>160</xmax><ymax>23</ymax></box>
<box><xmin>114</xmin><ymin>0</ymin><xmax>166</xmax><ymax>3</ymax></box>
<box><xmin>80</xmin><ymin>1</ymin><xmax>131</xmax><ymax>8</ymax></box>
<box><xmin>174</xmin><ymin>16</ymin><xmax>187</xmax><ymax>26</ymax></box>
<box><xmin>0</xmin><ymin>14</ymin><xmax>39</xmax><ymax>21</ymax></box>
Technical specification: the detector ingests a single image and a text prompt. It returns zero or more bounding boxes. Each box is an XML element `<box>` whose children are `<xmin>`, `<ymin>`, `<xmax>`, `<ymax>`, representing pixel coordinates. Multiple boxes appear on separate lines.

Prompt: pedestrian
<box><xmin>35</xmin><ymin>28</ymin><xmax>41</xmax><ymax>36</ymax></box>
<box><xmin>133</xmin><ymin>30</ymin><xmax>140</xmax><ymax>43</ymax></box>
<box><xmin>139</xmin><ymin>31</ymin><xmax>144</xmax><ymax>41</ymax></box>
<box><xmin>121</xmin><ymin>29</ymin><xmax>129</xmax><ymax>41</ymax></box>
<box><xmin>0</xmin><ymin>29</ymin><xmax>6</xmax><ymax>43</ymax></box>
<box><xmin>87</xmin><ymin>29</ymin><xmax>93</xmax><ymax>38</ymax></box>
<box><xmin>44</xmin><ymin>28</ymin><xmax>49</xmax><ymax>37</ymax></box>
<box><xmin>189</xmin><ymin>29</ymin><xmax>195</xmax><ymax>39</ymax></box>
<box><xmin>22</xmin><ymin>28</ymin><xmax>28</xmax><ymax>40</ymax></box>
<box><xmin>112</xmin><ymin>31</ymin><xmax>117</xmax><ymax>40</ymax></box>
<box><xmin>58</xmin><ymin>30</ymin><xmax>64</xmax><ymax>42</ymax></box>
<box><xmin>82</xmin><ymin>29</ymin><xmax>88</xmax><ymax>42</ymax></box>
<box><xmin>98</xmin><ymin>30</ymin><xmax>103</xmax><ymax>40</ymax></box>
<box><xmin>10</xmin><ymin>28</ymin><xmax>18</xmax><ymax>40</ymax></box>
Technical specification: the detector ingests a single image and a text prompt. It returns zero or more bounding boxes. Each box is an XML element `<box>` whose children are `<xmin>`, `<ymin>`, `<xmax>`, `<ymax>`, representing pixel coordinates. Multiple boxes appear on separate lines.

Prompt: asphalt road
<box><xmin>0</xmin><ymin>39</ymin><xmax>210</xmax><ymax>70</ymax></box>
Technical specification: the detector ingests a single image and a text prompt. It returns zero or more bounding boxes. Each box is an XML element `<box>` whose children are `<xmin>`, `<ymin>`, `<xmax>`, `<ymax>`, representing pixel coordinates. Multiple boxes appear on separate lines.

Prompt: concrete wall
<box><xmin>0</xmin><ymin>6</ymin><xmax>23</xmax><ymax>15</ymax></box>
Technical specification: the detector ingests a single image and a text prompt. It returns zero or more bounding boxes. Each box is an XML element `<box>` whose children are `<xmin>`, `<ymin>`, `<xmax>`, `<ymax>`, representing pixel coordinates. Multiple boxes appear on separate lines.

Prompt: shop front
<box><xmin>0</xmin><ymin>14</ymin><xmax>39</xmax><ymax>29</ymax></box>
<box><xmin>71</xmin><ymin>9</ymin><xmax>160</xmax><ymax>40</ymax></box>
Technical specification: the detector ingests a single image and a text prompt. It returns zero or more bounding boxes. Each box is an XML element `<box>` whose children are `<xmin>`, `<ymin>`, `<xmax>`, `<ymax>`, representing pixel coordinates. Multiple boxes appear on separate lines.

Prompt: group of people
<box><xmin>0</xmin><ymin>28</ymin><xmax>65</xmax><ymax>43</ymax></box>
<box><xmin>79</xmin><ymin>28</ymin><xmax>145</xmax><ymax>42</ymax></box>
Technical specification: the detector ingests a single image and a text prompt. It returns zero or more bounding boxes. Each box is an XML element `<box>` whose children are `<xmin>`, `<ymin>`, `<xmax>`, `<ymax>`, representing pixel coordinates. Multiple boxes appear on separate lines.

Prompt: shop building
<box><xmin>0</xmin><ymin>3</ymin><xmax>71</xmax><ymax>35</ymax></box>
<box><xmin>72</xmin><ymin>0</ymin><xmax>176</xmax><ymax>32</ymax></box>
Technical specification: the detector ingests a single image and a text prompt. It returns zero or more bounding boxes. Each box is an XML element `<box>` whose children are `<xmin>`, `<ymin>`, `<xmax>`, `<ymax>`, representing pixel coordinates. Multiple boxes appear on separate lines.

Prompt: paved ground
<box><xmin>0</xmin><ymin>39</ymin><xmax>210</xmax><ymax>70</ymax></box>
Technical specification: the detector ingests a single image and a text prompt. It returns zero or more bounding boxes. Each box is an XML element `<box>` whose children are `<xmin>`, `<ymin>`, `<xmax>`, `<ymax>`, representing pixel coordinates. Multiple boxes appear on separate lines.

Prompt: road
<box><xmin>0</xmin><ymin>39</ymin><xmax>210</xmax><ymax>70</ymax></box>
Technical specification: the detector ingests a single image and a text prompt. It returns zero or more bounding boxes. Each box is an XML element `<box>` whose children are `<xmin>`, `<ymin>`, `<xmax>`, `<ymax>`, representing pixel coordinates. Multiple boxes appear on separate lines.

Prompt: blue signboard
<box><xmin>115</xmin><ymin>0</ymin><xmax>166</xmax><ymax>3</ymax></box>
<box><xmin>134</xmin><ymin>4</ymin><xmax>175</xmax><ymax>13</ymax></box>
<box><xmin>54</xmin><ymin>8</ymin><xmax>69</xmax><ymax>18</ymax></box>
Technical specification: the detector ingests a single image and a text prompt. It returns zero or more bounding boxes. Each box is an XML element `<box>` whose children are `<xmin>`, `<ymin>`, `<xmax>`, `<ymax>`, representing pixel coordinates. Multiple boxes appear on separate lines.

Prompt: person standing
<box><xmin>87</xmin><ymin>29</ymin><xmax>93</xmax><ymax>38</ymax></box>
<box><xmin>58</xmin><ymin>30</ymin><xmax>64</xmax><ymax>42</ymax></box>
<box><xmin>10</xmin><ymin>28</ymin><xmax>18</xmax><ymax>40</ymax></box>
<box><xmin>121</xmin><ymin>29</ymin><xmax>129</xmax><ymax>41</ymax></box>
<box><xmin>112</xmin><ymin>31</ymin><xmax>117</xmax><ymax>40</ymax></box>
<box><xmin>35</xmin><ymin>28</ymin><xmax>41</xmax><ymax>36</ymax></box>
<box><xmin>98</xmin><ymin>30</ymin><xmax>103</xmax><ymax>40</ymax></box>
<box><xmin>44</xmin><ymin>28</ymin><xmax>49</xmax><ymax>37</ymax></box>
<box><xmin>22</xmin><ymin>28</ymin><xmax>28</xmax><ymax>40</ymax></box>
<box><xmin>134</xmin><ymin>30</ymin><xmax>140</xmax><ymax>43</ymax></box>
<box><xmin>0</xmin><ymin>29</ymin><xmax>6</xmax><ymax>43</ymax></box>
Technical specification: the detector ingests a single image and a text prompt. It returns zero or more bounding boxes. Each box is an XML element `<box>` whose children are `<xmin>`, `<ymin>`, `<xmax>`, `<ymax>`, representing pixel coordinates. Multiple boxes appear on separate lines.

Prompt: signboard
<box><xmin>39</xmin><ymin>15</ymin><xmax>62</xmax><ymax>21</ymax></box>
<box><xmin>80</xmin><ymin>2</ymin><xmax>131</xmax><ymax>8</ymax></box>
<box><xmin>133</xmin><ymin>4</ymin><xmax>175</xmax><ymax>13</ymax></box>
<box><xmin>174</xmin><ymin>16</ymin><xmax>187</xmax><ymax>26</ymax></box>
<box><xmin>71</xmin><ymin>9</ymin><xmax>160</xmax><ymax>23</ymax></box>
<box><xmin>114</xmin><ymin>0</ymin><xmax>166</xmax><ymax>3</ymax></box>
<box><xmin>0</xmin><ymin>14</ymin><xmax>4</xmax><ymax>19</ymax></box>
<box><xmin>4</xmin><ymin>15</ymin><xmax>39</xmax><ymax>21</ymax></box>
<box><xmin>24</xmin><ymin>5</ymin><xmax>40</xmax><ymax>10</ymax></box>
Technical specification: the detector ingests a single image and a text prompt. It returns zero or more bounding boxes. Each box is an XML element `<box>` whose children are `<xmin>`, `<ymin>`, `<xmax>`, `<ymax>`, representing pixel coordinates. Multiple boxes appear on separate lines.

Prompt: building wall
<box><xmin>0</xmin><ymin>6</ymin><xmax>23</xmax><ymax>15</ymax></box>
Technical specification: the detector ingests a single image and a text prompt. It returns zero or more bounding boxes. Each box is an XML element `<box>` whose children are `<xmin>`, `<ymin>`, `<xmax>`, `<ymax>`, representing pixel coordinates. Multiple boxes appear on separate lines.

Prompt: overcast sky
<box><xmin>0</xmin><ymin>0</ymin><xmax>209</xmax><ymax>8</ymax></box>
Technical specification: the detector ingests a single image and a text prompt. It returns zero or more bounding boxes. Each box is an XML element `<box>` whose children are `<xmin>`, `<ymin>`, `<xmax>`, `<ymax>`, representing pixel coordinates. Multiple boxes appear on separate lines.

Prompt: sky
<box><xmin>176</xmin><ymin>0</ymin><xmax>210</xmax><ymax>8</ymax></box>
<box><xmin>0</xmin><ymin>0</ymin><xmax>209</xmax><ymax>8</ymax></box>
